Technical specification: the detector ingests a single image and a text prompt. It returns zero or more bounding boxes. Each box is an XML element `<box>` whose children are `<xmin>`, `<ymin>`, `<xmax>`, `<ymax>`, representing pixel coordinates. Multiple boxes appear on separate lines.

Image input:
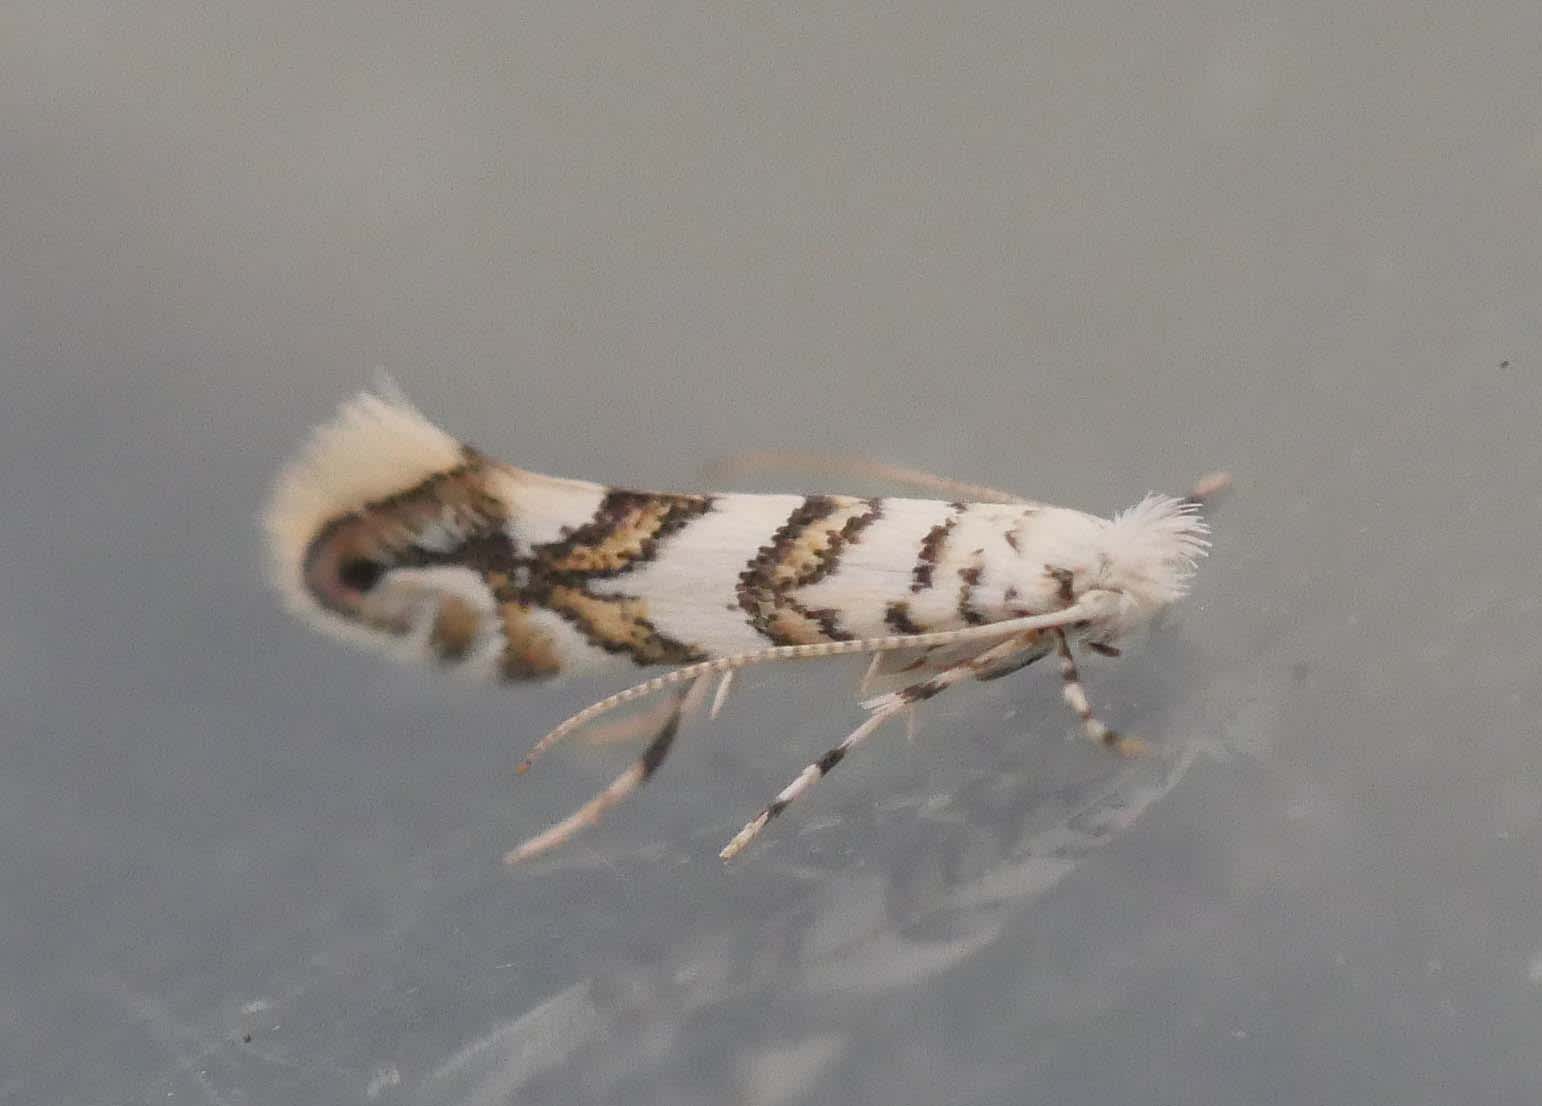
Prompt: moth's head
<box><xmin>1068</xmin><ymin>493</ymin><xmax>1210</xmax><ymax>646</ymax></box>
<box><xmin>262</xmin><ymin>390</ymin><xmax>507</xmax><ymax>663</ymax></box>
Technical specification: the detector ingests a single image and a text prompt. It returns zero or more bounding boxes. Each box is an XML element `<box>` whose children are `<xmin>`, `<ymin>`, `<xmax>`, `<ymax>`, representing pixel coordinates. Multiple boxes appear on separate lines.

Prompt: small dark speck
<box><xmin>1290</xmin><ymin>661</ymin><xmax>1312</xmax><ymax>683</ymax></box>
<box><xmin>242</xmin><ymin>1033</ymin><xmax>253</xmax><ymax>1043</ymax></box>
<box><xmin>1500</xmin><ymin>360</ymin><xmax>1510</xmax><ymax>369</ymax></box>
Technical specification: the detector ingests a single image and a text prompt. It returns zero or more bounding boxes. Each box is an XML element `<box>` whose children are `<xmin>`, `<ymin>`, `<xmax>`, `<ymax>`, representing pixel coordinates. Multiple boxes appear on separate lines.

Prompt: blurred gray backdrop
<box><xmin>4</xmin><ymin>3</ymin><xmax>1541</xmax><ymax>1104</ymax></box>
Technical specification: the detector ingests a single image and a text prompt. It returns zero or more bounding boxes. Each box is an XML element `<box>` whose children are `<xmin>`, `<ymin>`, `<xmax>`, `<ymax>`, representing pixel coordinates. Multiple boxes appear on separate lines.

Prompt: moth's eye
<box><xmin>339</xmin><ymin>558</ymin><xmax>385</xmax><ymax>593</ymax></box>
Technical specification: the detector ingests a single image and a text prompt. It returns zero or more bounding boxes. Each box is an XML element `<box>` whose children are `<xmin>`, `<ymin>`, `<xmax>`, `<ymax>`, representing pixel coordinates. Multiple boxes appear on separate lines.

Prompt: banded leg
<box><xmin>503</xmin><ymin>675</ymin><xmax>709</xmax><ymax>865</ymax></box>
<box><xmin>572</xmin><ymin>684</ymin><xmax>701</xmax><ymax>748</ymax></box>
<box><xmin>856</xmin><ymin>645</ymin><xmax>958</xmax><ymax>696</ymax></box>
<box><xmin>516</xmin><ymin>595</ymin><xmax>1124</xmax><ymax>775</ymax></box>
<box><xmin>720</xmin><ymin>631</ymin><xmax>1043</xmax><ymax>860</ymax></box>
<box><xmin>972</xmin><ymin>640</ymin><xmax>1052</xmax><ymax>683</ymax></box>
<box><xmin>858</xmin><ymin>632</ymin><xmax>1045</xmax><ymax>714</ymax></box>
<box><xmin>1052</xmin><ymin>629</ymin><xmax>1145</xmax><ymax>757</ymax></box>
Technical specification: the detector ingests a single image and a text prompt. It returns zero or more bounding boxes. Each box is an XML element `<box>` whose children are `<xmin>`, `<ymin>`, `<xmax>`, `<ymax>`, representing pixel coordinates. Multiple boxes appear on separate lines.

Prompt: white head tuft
<box><xmin>1092</xmin><ymin>493</ymin><xmax>1210</xmax><ymax>636</ymax></box>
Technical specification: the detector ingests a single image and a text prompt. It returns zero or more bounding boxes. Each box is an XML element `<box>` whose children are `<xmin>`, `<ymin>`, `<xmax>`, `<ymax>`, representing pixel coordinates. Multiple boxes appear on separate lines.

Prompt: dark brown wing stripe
<box><xmin>543</xmin><ymin>585</ymin><xmax>702</xmax><ymax>666</ymax></box>
<box><xmin>739</xmin><ymin>496</ymin><xmax>838</xmax><ymax>605</ymax></box>
<box><xmin>737</xmin><ymin>497</ymin><xmax>881</xmax><ymax>645</ymax></box>
<box><xmin>507</xmin><ymin>491</ymin><xmax>713</xmax><ymax>665</ymax></box>
<box><xmin>911</xmin><ymin>501</ymin><xmax>964</xmax><ymax>594</ymax></box>
<box><xmin>791</xmin><ymin>498</ymin><xmax>883</xmax><ymax>588</ymax></box>
<box><xmin>957</xmin><ymin>554</ymin><xmax>988</xmax><ymax>626</ymax></box>
<box><xmin>344</xmin><ymin>488</ymin><xmax>716</xmax><ymax>672</ymax></box>
<box><xmin>884</xmin><ymin>600</ymin><xmax>926</xmax><ymax>635</ymax></box>
<box><xmin>540</xmin><ymin>491</ymin><xmax>712</xmax><ymax>577</ymax></box>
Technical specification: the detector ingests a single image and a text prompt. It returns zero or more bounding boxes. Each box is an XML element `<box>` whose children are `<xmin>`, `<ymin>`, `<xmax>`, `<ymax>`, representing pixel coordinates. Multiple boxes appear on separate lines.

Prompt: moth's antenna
<box><xmin>1184</xmin><ymin>470</ymin><xmax>1232</xmax><ymax>508</ymax></box>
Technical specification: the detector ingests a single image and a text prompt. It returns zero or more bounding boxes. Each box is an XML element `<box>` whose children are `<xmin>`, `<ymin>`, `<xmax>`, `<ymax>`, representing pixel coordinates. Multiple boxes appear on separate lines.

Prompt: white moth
<box><xmin>264</xmin><ymin>390</ymin><xmax>1222</xmax><ymax>863</ymax></box>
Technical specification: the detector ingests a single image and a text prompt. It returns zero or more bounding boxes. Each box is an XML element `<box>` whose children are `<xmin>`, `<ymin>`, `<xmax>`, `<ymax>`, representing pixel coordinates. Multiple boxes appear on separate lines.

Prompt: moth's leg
<box><xmin>573</xmin><ymin>667</ymin><xmax>738</xmax><ymax>747</ymax></box>
<box><xmin>517</xmin><ymin>593</ymin><xmax>1123</xmax><ymax>776</ymax></box>
<box><xmin>858</xmin><ymin>652</ymin><xmax>885</xmax><ymax>695</ymax></box>
<box><xmin>853</xmin><ymin>644</ymin><xmax>1028</xmax><ymax>749</ymax></box>
<box><xmin>703</xmin><ymin>451</ymin><xmax>1029</xmax><ymax>505</ymax></box>
<box><xmin>859</xmin><ymin>633</ymin><xmax>1031</xmax><ymax>698</ymax></box>
<box><xmin>720</xmin><ymin>632</ymin><xmax>1040</xmax><ymax>860</ymax></box>
<box><xmin>971</xmin><ymin>643</ymin><xmax>1050</xmax><ymax>683</ymax></box>
<box><xmin>862</xmin><ymin>640</ymin><xmax>1047</xmax><ymax>697</ymax></box>
<box><xmin>718</xmin><ymin>710</ymin><xmax>890</xmax><ymax>861</ymax></box>
<box><xmin>504</xmin><ymin>674</ymin><xmax>709</xmax><ymax>865</ymax></box>
<box><xmin>708</xmin><ymin>670</ymin><xmax>735</xmax><ymax>719</ymax></box>
<box><xmin>1052</xmin><ymin>629</ymin><xmax>1146</xmax><ymax>757</ymax></box>
<box><xmin>573</xmin><ymin>685</ymin><xmax>699</xmax><ymax>749</ymax></box>
<box><xmin>518</xmin><ymin>661</ymin><xmax>731</xmax><ymax>775</ymax></box>
<box><xmin>857</xmin><ymin>645</ymin><xmax>953</xmax><ymax>695</ymax></box>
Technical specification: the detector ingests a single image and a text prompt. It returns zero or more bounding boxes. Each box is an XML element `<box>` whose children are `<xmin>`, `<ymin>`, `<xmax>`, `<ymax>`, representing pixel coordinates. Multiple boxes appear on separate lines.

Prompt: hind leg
<box><xmin>1052</xmin><ymin>629</ymin><xmax>1146</xmax><ymax>757</ymax></box>
<box><xmin>503</xmin><ymin>675</ymin><xmax>711</xmax><ymax>864</ymax></box>
<box><xmin>720</xmin><ymin>631</ymin><xmax>1043</xmax><ymax>859</ymax></box>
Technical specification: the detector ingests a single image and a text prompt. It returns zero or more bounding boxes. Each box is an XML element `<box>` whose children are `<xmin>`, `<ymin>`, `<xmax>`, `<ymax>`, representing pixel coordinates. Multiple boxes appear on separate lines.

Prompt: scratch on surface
<box><xmin>799</xmin><ymin>916</ymin><xmax>1007</xmax><ymax>995</ymax></box>
<box><xmin>945</xmin><ymin>743</ymin><xmax>1201</xmax><ymax>911</ymax></box>
<box><xmin>774</xmin><ymin>743</ymin><xmax>1201</xmax><ymax>997</ymax></box>
<box><xmin>366</xmin><ymin>1064</ymin><xmax>402</xmax><ymax>1098</ymax></box>
<box><xmin>416</xmin><ymin>979</ymin><xmax>600</xmax><ymax>1106</ymax></box>
<box><xmin>739</xmin><ymin>1034</ymin><xmax>847</xmax><ymax>1106</ymax></box>
<box><xmin>103</xmin><ymin>977</ymin><xmax>237</xmax><ymax>1106</ymax></box>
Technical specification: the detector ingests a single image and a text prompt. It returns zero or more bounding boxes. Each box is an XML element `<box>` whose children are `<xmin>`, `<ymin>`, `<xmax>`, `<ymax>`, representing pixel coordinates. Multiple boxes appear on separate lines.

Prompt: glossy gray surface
<box><xmin>5</xmin><ymin>3</ymin><xmax>1542</xmax><ymax>1103</ymax></box>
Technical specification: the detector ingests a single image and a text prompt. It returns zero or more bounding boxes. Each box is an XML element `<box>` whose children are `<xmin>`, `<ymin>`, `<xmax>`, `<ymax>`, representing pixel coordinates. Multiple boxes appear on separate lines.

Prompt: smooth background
<box><xmin>5</xmin><ymin>4</ymin><xmax>1541</xmax><ymax>1104</ymax></box>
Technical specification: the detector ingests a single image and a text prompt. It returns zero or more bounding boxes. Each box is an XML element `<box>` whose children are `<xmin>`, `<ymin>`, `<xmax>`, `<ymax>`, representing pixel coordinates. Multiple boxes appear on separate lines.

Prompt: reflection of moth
<box><xmin>264</xmin><ymin>390</ymin><xmax>1221</xmax><ymax>863</ymax></box>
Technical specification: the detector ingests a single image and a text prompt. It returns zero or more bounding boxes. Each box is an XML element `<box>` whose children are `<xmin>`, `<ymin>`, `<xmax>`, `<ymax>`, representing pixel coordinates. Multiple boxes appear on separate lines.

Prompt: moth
<box><xmin>264</xmin><ymin>390</ymin><xmax>1222</xmax><ymax>863</ymax></box>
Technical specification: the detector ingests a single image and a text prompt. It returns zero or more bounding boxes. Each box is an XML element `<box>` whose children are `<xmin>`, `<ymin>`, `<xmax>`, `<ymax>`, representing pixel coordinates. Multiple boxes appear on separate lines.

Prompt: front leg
<box><xmin>720</xmin><ymin>631</ymin><xmax>1045</xmax><ymax>860</ymax></box>
<box><xmin>1052</xmin><ymin>629</ymin><xmax>1146</xmax><ymax>757</ymax></box>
